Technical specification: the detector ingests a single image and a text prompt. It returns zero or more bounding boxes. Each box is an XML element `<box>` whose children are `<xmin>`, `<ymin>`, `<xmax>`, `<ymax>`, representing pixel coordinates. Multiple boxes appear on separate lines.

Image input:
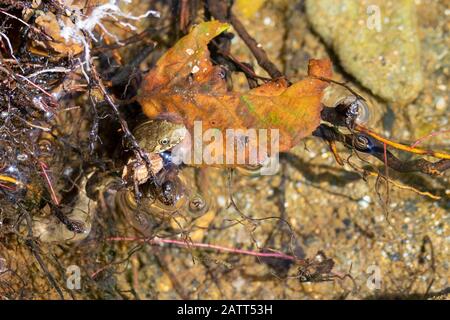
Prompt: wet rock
<box><xmin>306</xmin><ymin>0</ymin><xmax>423</xmax><ymax>104</ymax></box>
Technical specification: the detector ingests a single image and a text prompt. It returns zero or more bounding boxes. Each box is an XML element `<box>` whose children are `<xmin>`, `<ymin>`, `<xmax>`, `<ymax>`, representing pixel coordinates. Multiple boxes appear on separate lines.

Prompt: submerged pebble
<box><xmin>358</xmin><ymin>195</ymin><xmax>371</xmax><ymax>209</ymax></box>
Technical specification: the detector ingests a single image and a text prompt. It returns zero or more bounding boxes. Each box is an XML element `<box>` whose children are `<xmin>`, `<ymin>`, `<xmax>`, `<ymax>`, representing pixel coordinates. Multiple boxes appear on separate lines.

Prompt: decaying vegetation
<box><xmin>0</xmin><ymin>0</ymin><xmax>448</xmax><ymax>299</ymax></box>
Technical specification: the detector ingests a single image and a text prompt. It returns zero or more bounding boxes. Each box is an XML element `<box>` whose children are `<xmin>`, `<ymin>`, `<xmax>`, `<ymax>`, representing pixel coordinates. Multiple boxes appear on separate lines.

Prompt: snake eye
<box><xmin>159</xmin><ymin>138</ymin><xmax>170</xmax><ymax>146</ymax></box>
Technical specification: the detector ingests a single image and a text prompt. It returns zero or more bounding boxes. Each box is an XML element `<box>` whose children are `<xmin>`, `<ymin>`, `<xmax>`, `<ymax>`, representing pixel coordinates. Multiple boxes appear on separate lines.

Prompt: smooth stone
<box><xmin>306</xmin><ymin>0</ymin><xmax>423</xmax><ymax>104</ymax></box>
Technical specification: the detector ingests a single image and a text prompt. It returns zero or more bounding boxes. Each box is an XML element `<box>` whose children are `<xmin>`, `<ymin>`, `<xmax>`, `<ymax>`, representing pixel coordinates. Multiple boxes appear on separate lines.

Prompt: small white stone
<box><xmin>232</xmin><ymin>277</ymin><xmax>245</xmax><ymax>290</ymax></box>
<box><xmin>263</xmin><ymin>17</ymin><xmax>272</xmax><ymax>26</ymax></box>
<box><xmin>358</xmin><ymin>195</ymin><xmax>371</xmax><ymax>209</ymax></box>
<box><xmin>217</xmin><ymin>196</ymin><xmax>226</xmax><ymax>207</ymax></box>
<box><xmin>435</xmin><ymin>96</ymin><xmax>446</xmax><ymax>111</ymax></box>
<box><xmin>185</xmin><ymin>48</ymin><xmax>194</xmax><ymax>56</ymax></box>
<box><xmin>191</xmin><ymin>65</ymin><xmax>200</xmax><ymax>74</ymax></box>
<box><xmin>0</xmin><ymin>257</ymin><xmax>6</xmax><ymax>273</ymax></box>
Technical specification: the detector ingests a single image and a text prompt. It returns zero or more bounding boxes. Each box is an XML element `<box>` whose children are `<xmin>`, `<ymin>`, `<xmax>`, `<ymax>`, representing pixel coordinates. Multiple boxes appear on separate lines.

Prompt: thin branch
<box><xmin>107</xmin><ymin>236</ymin><xmax>298</xmax><ymax>261</ymax></box>
<box><xmin>229</xmin><ymin>13</ymin><xmax>284</xmax><ymax>79</ymax></box>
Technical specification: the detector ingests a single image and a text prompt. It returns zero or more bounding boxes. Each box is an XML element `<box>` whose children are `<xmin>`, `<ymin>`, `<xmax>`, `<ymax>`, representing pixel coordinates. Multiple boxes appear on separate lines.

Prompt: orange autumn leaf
<box><xmin>137</xmin><ymin>21</ymin><xmax>332</xmax><ymax>153</ymax></box>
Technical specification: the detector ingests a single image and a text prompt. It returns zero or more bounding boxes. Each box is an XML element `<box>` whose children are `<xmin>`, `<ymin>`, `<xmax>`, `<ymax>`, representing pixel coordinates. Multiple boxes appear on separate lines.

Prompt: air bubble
<box><xmin>334</xmin><ymin>95</ymin><xmax>371</xmax><ymax>125</ymax></box>
<box><xmin>188</xmin><ymin>194</ymin><xmax>209</xmax><ymax>216</ymax></box>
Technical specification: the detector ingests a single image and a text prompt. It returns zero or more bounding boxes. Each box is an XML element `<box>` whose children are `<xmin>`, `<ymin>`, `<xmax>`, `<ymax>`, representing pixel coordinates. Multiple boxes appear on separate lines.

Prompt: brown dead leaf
<box><xmin>33</xmin><ymin>11</ymin><xmax>83</xmax><ymax>57</ymax></box>
<box><xmin>138</xmin><ymin>21</ymin><xmax>331</xmax><ymax>162</ymax></box>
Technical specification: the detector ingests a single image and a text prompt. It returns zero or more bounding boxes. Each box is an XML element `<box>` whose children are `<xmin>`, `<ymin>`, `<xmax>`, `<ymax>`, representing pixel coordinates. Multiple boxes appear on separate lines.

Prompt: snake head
<box><xmin>133</xmin><ymin>119</ymin><xmax>187</xmax><ymax>154</ymax></box>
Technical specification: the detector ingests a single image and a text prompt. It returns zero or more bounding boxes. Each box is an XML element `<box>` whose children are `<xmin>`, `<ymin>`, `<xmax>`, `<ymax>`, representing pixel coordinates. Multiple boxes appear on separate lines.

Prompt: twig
<box><xmin>0</xmin><ymin>9</ymin><xmax>52</xmax><ymax>41</ymax></box>
<box><xmin>27</xmin><ymin>241</ymin><xmax>65</xmax><ymax>300</ymax></box>
<box><xmin>107</xmin><ymin>236</ymin><xmax>298</xmax><ymax>261</ymax></box>
<box><xmin>24</xmin><ymin>212</ymin><xmax>65</xmax><ymax>301</ymax></box>
<box><xmin>92</xmin><ymin>28</ymin><xmax>157</xmax><ymax>54</ymax></box>
<box><xmin>411</xmin><ymin>129</ymin><xmax>450</xmax><ymax>148</ymax></box>
<box><xmin>364</xmin><ymin>169</ymin><xmax>441</xmax><ymax>200</ymax></box>
<box><xmin>26</xmin><ymin>67</ymin><xmax>72</xmax><ymax>79</ymax></box>
<box><xmin>39</xmin><ymin>161</ymin><xmax>60</xmax><ymax>205</ymax></box>
<box><xmin>0</xmin><ymin>31</ymin><xmax>20</xmax><ymax>65</ymax></box>
<box><xmin>90</xmin><ymin>67</ymin><xmax>153</xmax><ymax>169</ymax></box>
<box><xmin>229</xmin><ymin>13</ymin><xmax>284</xmax><ymax>79</ymax></box>
<box><xmin>205</xmin><ymin>0</ymin><xmax>284</xmax><ymax>79</ymax></box>
<box><xmin>16</xmin><ymin>74</ymin><xmax>54</xmax><ymax>98</ymax></box>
